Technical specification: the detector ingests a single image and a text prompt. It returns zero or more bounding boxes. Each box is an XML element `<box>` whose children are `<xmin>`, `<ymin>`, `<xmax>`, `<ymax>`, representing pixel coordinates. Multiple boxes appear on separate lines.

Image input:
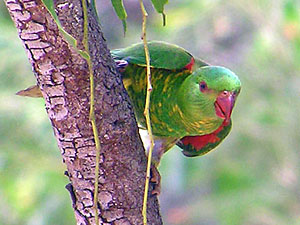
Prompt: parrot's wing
<box><xmin>111</xmin><ymin>41</ymin><xmax>208</xmax><ymax>71</ymax></box>
<box><xmin>177</xmin><ymin>120</ymin><xmax>232</xmax><ymax>157</ymax></box>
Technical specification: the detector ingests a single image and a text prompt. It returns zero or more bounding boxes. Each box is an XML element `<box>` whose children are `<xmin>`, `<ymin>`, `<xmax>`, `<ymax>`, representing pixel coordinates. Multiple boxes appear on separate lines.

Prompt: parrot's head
<box><xmin>178</xmin><ymin>66</ymin><xmax>241</xmax><ymax>130</ymax></box>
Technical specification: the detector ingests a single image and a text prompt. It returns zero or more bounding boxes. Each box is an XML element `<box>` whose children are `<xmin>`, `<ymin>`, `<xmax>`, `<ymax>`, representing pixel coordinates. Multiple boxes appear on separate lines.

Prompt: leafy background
<box><xmin>1</xmin><ymin>0</ymin><xmax>300</xmax><ymax>224</ymax></box>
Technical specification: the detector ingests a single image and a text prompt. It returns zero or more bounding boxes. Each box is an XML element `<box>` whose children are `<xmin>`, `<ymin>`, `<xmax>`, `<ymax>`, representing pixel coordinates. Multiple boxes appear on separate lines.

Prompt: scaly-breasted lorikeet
<box><xmin>112</xmin><ymin>41</ymin><xmax>241</xmax><ymax>193</ymax></box>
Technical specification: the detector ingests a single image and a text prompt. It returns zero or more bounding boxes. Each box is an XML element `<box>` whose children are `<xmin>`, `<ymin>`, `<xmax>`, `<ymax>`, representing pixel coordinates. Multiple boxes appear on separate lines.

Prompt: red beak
<box><xmin>214</xmin><ymin>91</ymin><xmax>236</xmax><ymax>122</ymax></box>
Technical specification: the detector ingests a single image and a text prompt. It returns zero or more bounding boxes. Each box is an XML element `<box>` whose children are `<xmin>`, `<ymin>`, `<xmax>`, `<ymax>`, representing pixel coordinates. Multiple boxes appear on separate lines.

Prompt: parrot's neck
<box><xmin>172</xmin><ymin>102</ymin><xmax>223</xmax><ymax>136</ymax></box>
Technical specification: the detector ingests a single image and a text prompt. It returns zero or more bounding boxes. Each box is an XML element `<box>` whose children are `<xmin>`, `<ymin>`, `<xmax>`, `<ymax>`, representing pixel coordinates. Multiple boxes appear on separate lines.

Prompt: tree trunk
<box><xmin>4</xmin><ymin>0</ymin><xmax>162</xmax><ymax>224</ymax></box>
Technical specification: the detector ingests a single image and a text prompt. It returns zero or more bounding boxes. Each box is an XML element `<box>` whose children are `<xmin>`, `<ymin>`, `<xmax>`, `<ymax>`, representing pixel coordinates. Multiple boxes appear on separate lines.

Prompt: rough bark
<box><xmin>4</xmin><ymin>0</ymin><xmax>162</xmax><ymax>224</ymax></box>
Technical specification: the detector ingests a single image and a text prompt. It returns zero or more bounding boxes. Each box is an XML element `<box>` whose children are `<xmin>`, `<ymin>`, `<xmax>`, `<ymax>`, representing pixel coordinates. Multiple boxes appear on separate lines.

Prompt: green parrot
<box><xmin>112</xmin><ymin>41</ymin><xmax>241</xmax><ymax>158</ymax></box>
<box><xmin>112</xmin><ymin>41</ymin><xmax>241</xmax><ymax>193</ymax></box>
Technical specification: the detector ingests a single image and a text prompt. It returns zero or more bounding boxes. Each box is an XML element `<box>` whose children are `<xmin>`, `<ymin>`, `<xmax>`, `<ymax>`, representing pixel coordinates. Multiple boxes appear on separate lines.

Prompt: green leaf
<box><xmin>91</xmin><ymin>0</ymin><xmax>100</xmax><ymax>23</ymax></box>
<box><xmin>41</xmin><ymin>0</ymin><xmax>78</xmax><ymax>50</ymax></box>
<box><xmin>41</xmin><ymin>0</ymin><xmax>97</xmax><ymax>61</ymax></box>
<box><xmin>42</xmin><ymin>0</ymin><xmax>59</xmax><ymax>21</ymax></box>
<box><xmin>151</xmin><ymin>0</ymin><xmax>168</xmax><ymax>26</ymax></box>
<box><xmin>111</xmin><ymin>0</ymin><xmax>127</xmax><ymax>34</ymax></box>
<box><xmin>121</xmin><ymin>20</ymin><xmax>127</xmax><ymax>36</ymax></box>
<box><xmin>284</xmin><ymin>0</ymin><xmax>299</xmax><ymax>22</ymax></box>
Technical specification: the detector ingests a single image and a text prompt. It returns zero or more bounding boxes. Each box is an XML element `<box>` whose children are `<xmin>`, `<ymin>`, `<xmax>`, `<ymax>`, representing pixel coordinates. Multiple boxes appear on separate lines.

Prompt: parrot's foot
<box><xmin>115</xmin><ymin>59</ymin><xmax>128</xmax><ymax>73</ymax></box>
<box><xmin>150</xmin><ymin>164</ymin><xmax>161</xmax><ymax>195</ymax></box>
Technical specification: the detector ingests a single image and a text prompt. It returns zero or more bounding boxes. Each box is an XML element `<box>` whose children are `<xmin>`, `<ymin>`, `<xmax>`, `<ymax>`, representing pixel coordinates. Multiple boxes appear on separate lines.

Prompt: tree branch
<box><xmin>4</xmin><ymin>0</ymin><xmax>162</xmax><ymax>224</ymax></box>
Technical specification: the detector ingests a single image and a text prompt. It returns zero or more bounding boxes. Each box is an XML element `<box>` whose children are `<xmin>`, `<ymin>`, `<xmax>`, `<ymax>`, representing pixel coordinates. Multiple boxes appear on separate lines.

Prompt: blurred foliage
<box><xmin>1</xmin><ymin>0</ymin><xmax>300</xmax><ymax>224</ymax></box>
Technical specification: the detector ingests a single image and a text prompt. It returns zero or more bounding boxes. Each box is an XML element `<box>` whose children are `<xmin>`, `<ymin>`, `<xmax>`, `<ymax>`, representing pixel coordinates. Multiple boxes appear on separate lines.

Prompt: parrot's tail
<box><xmin>16</xmin><ymin>85</ymin><xmax>43</xmax><ymax>98</ymax></box>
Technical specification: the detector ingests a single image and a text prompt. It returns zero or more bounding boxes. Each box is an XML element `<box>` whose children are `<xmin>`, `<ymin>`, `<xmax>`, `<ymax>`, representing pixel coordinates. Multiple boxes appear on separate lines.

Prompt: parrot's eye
<box><xmin>199</xmin><ymin>81</ymin><xmax>207</xmax><ymax>92</ymax></box>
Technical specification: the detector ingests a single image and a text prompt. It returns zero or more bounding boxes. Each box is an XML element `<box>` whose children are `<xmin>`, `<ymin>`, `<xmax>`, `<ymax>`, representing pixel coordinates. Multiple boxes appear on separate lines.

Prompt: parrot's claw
<box><xmin>115</xmin><ymin>59</ymin><xmax>128</xmax><ymax>73</ymax></box>
<box><xmin>150</xmin><ymin>165</ymin><xmax>161</xmax><ymax>195</ymax></box>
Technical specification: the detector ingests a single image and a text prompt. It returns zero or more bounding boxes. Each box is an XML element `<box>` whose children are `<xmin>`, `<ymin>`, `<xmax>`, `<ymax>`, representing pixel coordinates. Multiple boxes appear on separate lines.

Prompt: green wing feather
<box><xmin>111</xmin><ymin>41</ymin><xmax>207</xmax><ymax>70</ymax></box>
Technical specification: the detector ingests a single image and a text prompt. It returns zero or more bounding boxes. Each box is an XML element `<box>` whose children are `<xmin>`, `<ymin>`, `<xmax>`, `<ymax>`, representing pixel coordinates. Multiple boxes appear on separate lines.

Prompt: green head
<box><xmin>178</xmin><ymin>66</ymin><xmax>241</xmax><ymax>132</ymax></box>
